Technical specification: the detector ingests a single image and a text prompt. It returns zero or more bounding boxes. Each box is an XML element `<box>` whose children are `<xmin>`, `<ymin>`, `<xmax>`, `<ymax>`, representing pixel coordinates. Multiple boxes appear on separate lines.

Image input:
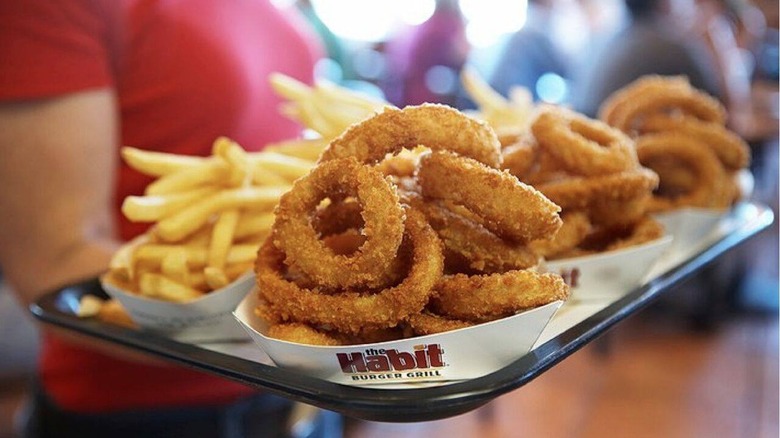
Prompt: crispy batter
<box><xmin>429</xmin><ymin>270</ymin><xmax>570</xmax><ymax>322</ymax></box>
<box><xmin>408</xmin><ymin>194</ymin><xmax>540</xmax><ymax>273</ymax></box>
<box><xmin>638</xmin><ymin>113</ymin><xmax>750</xmax><ymax>170</ymax></box>
<box><xmin>534</xmin><ymin>168</ymin><xmax>659</xmax><ymax>212</ymax></box>
<box><xmin>257</xmin><ymin>209</ymin><xmax>444</xmax><ymax>334</ymax></box>
<box><xmin>319</xmin><ymin>104</ymin><xmax>502</xmax><ymax>168</ymax></box>
<box><xmin>599</xmin><ymin>75</ymin><xmax>727</xmax><ymax>133</ymax></box>
<box><xmin>405</xmin><ymin>311</ymin><xmax>476</xmax><ymax>336</ymax></box>
<box><xmin>272</xmin><ymin>157</ymin><xmax>405</xmax><ymax>288</ymax></box>
<box><xmin>417</xmin><ymin>151</ymin><xmax>562</xmax><ymax>243</ymax></box>
<box><xmin>501</xmin><ymin>134</ymin><xmax>538</xmax><ymax>179</ymax></box>
<box><xmin>531</xmin><ymin>106</ymin><xmax>638</xmax><ymax>176</ymax></box>
<box><xmin>636</xmin><ymin>132</ymin><xmax>731</xmax><ymax>211</ymax></box>
<box><xmin>267</xmin><ymin>323</ymin><xmax>343</xmax><ymax>346</ymax></box>
<box><xmin>529</xmin><ymin>211</ymin><xmax>592</xmax><ymax>260</ymax></box>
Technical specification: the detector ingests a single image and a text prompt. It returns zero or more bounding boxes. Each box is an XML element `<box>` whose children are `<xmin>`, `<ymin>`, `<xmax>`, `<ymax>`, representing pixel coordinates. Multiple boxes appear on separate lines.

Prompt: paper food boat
<box><xmin>102</xmin><ymin>271</ymin><xmax>255</xmax><ymax>343</ymax></box>
<box><xmin>654</xmin><ymin>208</ymin><xmax>727</xmax><ymax>255</ymax></box>
<box><xmin>234</xmin><ymin>290</ymin><xmax>563</xmax><ymax>387</ymax></box>
<box><xmin>542</xmin><ymin>235</ymin><xmax>673</xmax><ymax>302</ymax></box>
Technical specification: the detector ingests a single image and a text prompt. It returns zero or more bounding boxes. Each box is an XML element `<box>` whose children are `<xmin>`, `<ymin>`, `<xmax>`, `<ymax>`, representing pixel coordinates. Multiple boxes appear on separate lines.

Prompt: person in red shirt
<box><xmin>0</xmin><ymin>1</ymin><xmax>338</xmax><ymax>436</ymax></box>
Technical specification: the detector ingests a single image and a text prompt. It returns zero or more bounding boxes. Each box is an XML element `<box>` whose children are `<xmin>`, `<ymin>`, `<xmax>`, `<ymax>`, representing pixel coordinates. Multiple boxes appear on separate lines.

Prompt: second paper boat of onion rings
<box><xmin>541</xmin><ymin>234</ymin><xmax>673</xmax><ymax>303</ymax></box>
<box><xmin>234</xmin><ymin>289</ymin><xmax>563</xmax><ymax>387</ymax></box>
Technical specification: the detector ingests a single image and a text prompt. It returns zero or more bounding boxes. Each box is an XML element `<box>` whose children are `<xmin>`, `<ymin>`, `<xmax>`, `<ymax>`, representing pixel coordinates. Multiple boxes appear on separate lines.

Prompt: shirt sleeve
<box><xmin>0</xmin><ymin>0</ymin><xmax>113</xmax><ymax>100</ymax></box>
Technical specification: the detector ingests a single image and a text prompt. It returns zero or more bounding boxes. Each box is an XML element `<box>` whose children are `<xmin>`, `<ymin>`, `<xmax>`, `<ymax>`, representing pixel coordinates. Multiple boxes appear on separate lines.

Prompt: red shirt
<box><xmin>0</xmin><ymin>0</ymin><xmax>321</xmax><ymax>412</ymax></box>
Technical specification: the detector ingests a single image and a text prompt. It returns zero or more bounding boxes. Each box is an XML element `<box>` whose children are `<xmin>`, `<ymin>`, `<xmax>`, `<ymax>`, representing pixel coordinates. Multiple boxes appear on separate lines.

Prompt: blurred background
<box><xmin>1</xmin><ymin>0</ymin><xmax>777</xmax><ymax>436</ymax></box>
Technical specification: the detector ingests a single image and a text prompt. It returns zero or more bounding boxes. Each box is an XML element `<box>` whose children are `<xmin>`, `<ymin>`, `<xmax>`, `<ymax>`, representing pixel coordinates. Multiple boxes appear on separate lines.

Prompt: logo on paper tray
<box><xmin>336</xmin><ymin>344</ymin><xmax>445</xmax><ymax>381</ymax></box>
<box><xmin>558</xmin><ymin>267</ymin><xmax>581</xmax><ymax>288</ymax></box>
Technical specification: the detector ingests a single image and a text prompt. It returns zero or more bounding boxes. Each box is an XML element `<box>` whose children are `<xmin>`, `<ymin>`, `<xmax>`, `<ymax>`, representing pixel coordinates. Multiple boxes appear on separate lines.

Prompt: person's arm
<box><xmin>0</xmin><ymin>89</ymin><xmax>119</xmax><ymax>307</ymax></box>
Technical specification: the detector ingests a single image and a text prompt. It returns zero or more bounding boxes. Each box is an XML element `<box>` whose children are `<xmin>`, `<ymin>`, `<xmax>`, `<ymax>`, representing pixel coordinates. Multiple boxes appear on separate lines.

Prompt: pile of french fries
<box><xmin>106</xmin><ymin>137</ymin><xmax>316</xmax><ymax>302</ymax></box>
<box><xmin>460</xmin><ymin>67</ymin><xmax>536</xmax><ymax>136</ymax></box>
<box><xmin>268</xmin><ymin>72</ymin><xmax>389</xmax><ymax>141</ymax></box>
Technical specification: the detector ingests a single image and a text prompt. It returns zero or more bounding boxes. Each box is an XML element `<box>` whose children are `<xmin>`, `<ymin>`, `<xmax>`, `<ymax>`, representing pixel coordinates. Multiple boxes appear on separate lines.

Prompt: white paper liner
<box><xmin>542</xmin><ymin>235</ymin><xmax>674</xmax><ymax>302</ymax></box>
<box><xmin>654</xmin><ymin>208</ymin><xmax>726</xmax><ymax>250</ymax></box>
<box><xmin>233</xmin><ymin>290</ymin><xmax>563</xmax><ymax>387</ymax></box>
<box><xmin>102</xmin><ymin>271</ymin><xmax>255</xmax><ymax>343</ymax></box>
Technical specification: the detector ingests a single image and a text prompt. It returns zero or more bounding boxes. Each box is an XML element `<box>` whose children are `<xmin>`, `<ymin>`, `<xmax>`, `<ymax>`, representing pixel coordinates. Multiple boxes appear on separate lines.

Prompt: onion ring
<box><xmin>529</xmin><ymin>211</ymin><xmax>592</xmax><ymax>259</ymax></box>
<box><xmin>429</xmin><ymin>270</ymin><xmax>570</xmax><ymax>322</ymax></box>
<box><xmin>311</xmin><ymin>198</ymin><xmax>364</xmax><ymax>237</ymax></box>
<box><xmin>534</xmin><ymin>168</ymin><xmax>659</xmax><ymax>212</ymax></box>
<box><xmin>405</xmin><ymin>311</ymin><xmax>475</xmax><ymax>336</ymax></box>
<box><xmin>604</xmin><ymin>217</ymin><xmax>665</xmax><ymax>251</ymax></box>
<box><xmin>417</xmin><ymin>150</ymin><xmax>562</xmax><ymax>243</ymax></box>
<box><xmin>501</xmin><ymin>133</ymin><xmax>538</xmax><ymax>179</ymax></box>
<box><xmin>319</xmin><ymin>103</ymin><xmax>502</xmax><ymax>168</ymax></box>
<box><xmin>271</xmin><ymin>157</ymin><xmax>405</xmax><ymax>288</ymax></box>
<box><xmin>635</xmin><ymin>132</ymin><xmax>730</xmax><ymax>211</ymax></box>
<box><xmin>599</xmin><ymin>75</ymin><xmax>727</xmax><ymax>133</ymax></box>
<box><xmin>531</xmin><ymin>106</ymin><xmax>638</xmax><ymax>176</ymax></box>
<box><xmin>267</xmin><ymin>323</ymin><xmax>343</xmax><ymax>346</ymax></box>
<box><xmin>408</xmin><ymin>194</ymin><xmax>540</xmax><ymax>273</ymax></box>
<box><xmin>638</xmin><ymin>113</ymin><xmax>750</xmax><ymax>170</ymax></box>
<box><xmin>256</xmin><ymin>209</ymin><xmax>444</xmax><ymax>334</ymax></box>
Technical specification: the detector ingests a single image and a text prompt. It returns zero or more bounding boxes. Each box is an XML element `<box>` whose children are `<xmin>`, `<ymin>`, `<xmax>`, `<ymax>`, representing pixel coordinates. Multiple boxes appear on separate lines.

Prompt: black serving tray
<box><xmin>31</xmin><ymin>202</ymin><xmax>774</xmax><ymax>422</ymax></box>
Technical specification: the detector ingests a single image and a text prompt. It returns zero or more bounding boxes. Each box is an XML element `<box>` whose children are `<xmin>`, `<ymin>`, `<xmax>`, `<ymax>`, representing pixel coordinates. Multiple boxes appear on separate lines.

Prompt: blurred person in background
<box><xmin>487</xmin><ymin>0</ymin><xmax>571</xmax><ymax>103</ymax></box>
<box><xmin>572</xmin><ymin>0</ymin><xmax>726</xmax><ymax>117</ymax></box>
<box><xmin>381</xmin><ymin>0</ymin><xmax>470</xmax><ymax>107</ymax></box>
<box><xmin>0</xmin><ymin>1</ymin><xmax>343</xmax><ymax>437</ymax></box>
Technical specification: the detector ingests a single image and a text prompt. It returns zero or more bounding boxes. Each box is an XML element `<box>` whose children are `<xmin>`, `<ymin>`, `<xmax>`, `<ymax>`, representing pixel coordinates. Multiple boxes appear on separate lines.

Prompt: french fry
<box><xmin>249</xmin><ymin>151</ymin><xmax>314</xmax><ymax>182</ymax></box>
<box><xmin>121</xmin><ymin>186</ymin><xmax>218</xmax><ymax>222</ymax></box>
<box><xmin>145</xmin><ymin>160</ymin><xmax>229</xmax><ymax>196</ymax></box>
<box><xmin>208</xmin><ymin>209</ymin><xmax>239</xmax><ymax>269</ymax></box>
<box><xmin>109</xmin><ymin>235</ymin><xmax>149</xmax><ymax>281</ymax></box>
<box><xmin>234</xmin><ymin>212</ymin><xmax>275</xmax><ymax>240</ymax></box>
<box><xmin>77</xmin><ymin>295</ymin><xmax>105</xmax><ymax>318</ymax></box>
<box><xmin>460</xmin><ymin>67</ymin><xmax>535</xmax><ymax>132</ymax></box>
<box><xmin>155</xmin><ymin>186</ymin><xmax>287</xmax><ymax>241</ymax></box>
<box><xmin>269</xmin><ymin>73</ymin><xmax>387</xmax><ymax>140</ymax></box>
<box><xmin>121</xmin><ymin>146</ymin><xmax>208</xmax><ymax>177</ymax></box>
<box><xmin>133</xmin><ymin>243</ymin><xmax>259</xmax><ymax>268</ymax></box>
<box><xmin>263</xmin><ymin>138</ymin><xmax>327</xmax><ymax>161</ymax></box>
<box><xmin>160</xmin><ymin>247</ymin><xmax>190</xmax><ymax>285</ymax></box>
<box><xmin>204</xmin><ymin>267</ymin><xmax>229</xmax><ymax>290</ymax></box>
<box><xmin>138</xmin><ymin>272</ymin><xmax>205</xmax><ymax>302</ymax></box>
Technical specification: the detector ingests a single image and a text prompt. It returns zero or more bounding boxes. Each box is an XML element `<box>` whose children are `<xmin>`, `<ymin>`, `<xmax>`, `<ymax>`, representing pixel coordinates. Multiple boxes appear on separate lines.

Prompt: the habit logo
<box><xmin>336</xmin><ymin>344</ymin><xmax>445</xmax><ymax>380</ymax></box>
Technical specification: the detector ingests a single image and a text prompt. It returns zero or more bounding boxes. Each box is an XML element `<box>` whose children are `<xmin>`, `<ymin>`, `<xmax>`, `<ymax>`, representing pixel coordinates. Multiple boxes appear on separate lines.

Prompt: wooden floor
<box><xmin>345</xmin><ymin>307</ymin><xmax>779</xmax><ymax>438</ymax></box>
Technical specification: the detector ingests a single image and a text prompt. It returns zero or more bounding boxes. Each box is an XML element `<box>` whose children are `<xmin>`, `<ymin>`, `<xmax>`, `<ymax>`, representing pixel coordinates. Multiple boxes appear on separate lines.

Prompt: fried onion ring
<box><xmin>534</xmin><ymin>168</ymin><xmax>659</xmax><ymax>212</ymax></box>
<box><xmin>319</xmin><ymin>103</ymin><xmax>502</xmax><ymax>168</ymax></box>
<box><xmin>529</xmin><ymin>211</ymin><xmax>592</xmax><ymax>259</ymax></box>
<box><xmin>267</xmin><ymin>323</ymin><xmax>343</xmax><ymax>346</ymax></box>
<box><xmin>272</xmin><ymin>158</ymin><xmax>405</xmax><ymax>288</ymax></box>
<box><xmin>531</xmin><ymin>106</ymin><xmax>638</xmax><ymax>176</ymax></box>
<box><xmin>417</xmin><ymin>150</ymin><xmax>562</xmax><ymax>243</ymax></box>
<box><xmin>635</xmin><ymin>132</ymin><xmax>730</xmax><ymax>211</ymax></box>
<box><xmin>599</xmin><ymin>75</ymin><xmax>727</xmax><ymax>133</ymax></box>
<box><xmin>638</xmin><ymin>113</ymin><xmax>750</xmax><ymax>170</ymax></box>
<box><xmin>405</xmin><ymin>311</ymin><xmax>475</xmax><ymax>336</ymax></box>
<box><xmin>501</xmin><ymin>133</ymin><xmax>538</xmax><ymax>179</ymax></box>
<box><xmin>256</xmin><ymin>209</ymin><xmax>444</xmax><ymax>334</ymax></box>
<box><xmin>408</xmin><ymin>194</ymin><xmax>540</xmax><ymax>273</ymax></box>
<box><xmin>429</xmin><ymin>270</ymin><xmax>570</xmax><ymax>322</ymax></box>
<box><xmin>604</xmin><ymin>217</ymin><xmax>665</xmax><ymax>251</ymax></box>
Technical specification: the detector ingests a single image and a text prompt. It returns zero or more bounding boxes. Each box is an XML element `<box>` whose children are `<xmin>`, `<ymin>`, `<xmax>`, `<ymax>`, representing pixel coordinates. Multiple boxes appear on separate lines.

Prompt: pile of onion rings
<box><xmin>598</xmin><ymin>75</ymin><xmax>750</xmax><ymax>212</ymax></box>
<box><xmin>497</xmin><ymin>104</ymin><xmax>664</xmax><ymax>259</ymax></box>
<box><xmin>255</xmin><ymin>104</ymin><xmax>570</xmax><ymax>345</ymax></box>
